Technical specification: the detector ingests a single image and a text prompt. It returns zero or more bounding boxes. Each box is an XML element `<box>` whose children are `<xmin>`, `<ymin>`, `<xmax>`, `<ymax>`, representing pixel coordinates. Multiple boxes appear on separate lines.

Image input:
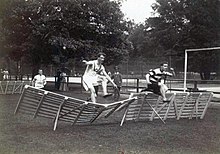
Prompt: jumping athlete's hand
<box><xmin>113</xmin><ymin>82</ymin><xmax>117</xmax><ymax>88</ymax></box>
<box><xmin>82</xmin><ymin>60</ymin><xmax>87</xmax><ymax>63</ymax></box>
<box><xmin>146</xmin><ymin>80</ymin><xmax>152</xmax><ymax>84</ymax></box>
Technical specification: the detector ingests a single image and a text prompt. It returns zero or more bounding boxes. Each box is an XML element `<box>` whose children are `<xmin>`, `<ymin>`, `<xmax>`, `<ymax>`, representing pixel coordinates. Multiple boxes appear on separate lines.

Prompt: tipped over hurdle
<box><xmin>14</xmin><ymin>85</ymin><xmax>137</xmax><ymax>130</ymax></box>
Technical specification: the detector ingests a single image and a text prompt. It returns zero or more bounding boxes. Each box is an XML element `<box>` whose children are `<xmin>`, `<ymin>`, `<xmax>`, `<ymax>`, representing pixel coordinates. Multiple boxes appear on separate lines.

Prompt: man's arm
<box><xmin>32</xmin><ymin>76</ymin><xmax>36</xmax><ymax>86</ymax></box>
<box><xmin>43</xmin><ymin>75</ymin><xmax>47</xmax><ymax>85</ymax></box>
<box><xmin>82</xmin><ymin>60</ymin><xmax>94</xmax><ymax>65</ymax></box>
<box><xmin>146</xmin><ymin>74</ymin><xmax>151</xmax><ymax>84</ymax></box>
<box><xmin>164</xmin><ymin>68</ymin><xmax>175</xmax><ymax>77</ymax></box>
<box><xmin>170</xmin><ymin>68</ymin><xmax>175</xmax><ymax>76</ymax></box>
<box><xmin>119</xmin><ymin>73</ymin><xmax>122</xmax><ymax>83</ymax></box>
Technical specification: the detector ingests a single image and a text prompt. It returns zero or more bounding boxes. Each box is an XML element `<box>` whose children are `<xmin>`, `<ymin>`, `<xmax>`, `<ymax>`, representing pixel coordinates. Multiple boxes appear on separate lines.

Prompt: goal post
<box><xmin>184</xmin><ymin>46</ymin><xmax>220</xmax><ymax>92</ymax></box>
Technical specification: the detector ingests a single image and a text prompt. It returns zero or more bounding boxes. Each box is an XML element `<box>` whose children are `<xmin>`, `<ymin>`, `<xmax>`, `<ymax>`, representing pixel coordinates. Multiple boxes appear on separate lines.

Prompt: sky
<box><xmin>120</xmin><ymin>0</ymin><xmax>156</xmax><ymax>23</ymax></box>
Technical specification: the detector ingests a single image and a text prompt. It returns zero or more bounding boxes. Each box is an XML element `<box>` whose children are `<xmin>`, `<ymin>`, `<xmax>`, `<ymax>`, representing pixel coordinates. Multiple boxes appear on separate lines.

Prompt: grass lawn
<box><xmin>0</xmin><ymin>90</ymin><xmax>220</xmax><ymax>154</ymax></box>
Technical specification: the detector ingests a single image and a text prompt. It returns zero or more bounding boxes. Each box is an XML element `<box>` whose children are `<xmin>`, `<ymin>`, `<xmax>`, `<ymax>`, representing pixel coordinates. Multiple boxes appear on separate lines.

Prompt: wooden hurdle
<box><xmin>120</xmin><ymin>92</ymin><xmax>213</xmax><ymax>126</ymax></box>
<box><xmin>177</xmin><ymin>92</ymin><xmax>213</xmax><ymax>120</ymax></box>
<box><xmin>14</xmin><ymin>85</ymin><xmax>137</xmax><ymax>130</ymax></box>
<box><xmin>0</xmin><ymin>81</ymin><xmax>32</xmax><ymax>94</ymax></box>
<box><xmin>120</xmin><ymin>92</ymin><xmax>175</xmax><ymax>126</ymax></box>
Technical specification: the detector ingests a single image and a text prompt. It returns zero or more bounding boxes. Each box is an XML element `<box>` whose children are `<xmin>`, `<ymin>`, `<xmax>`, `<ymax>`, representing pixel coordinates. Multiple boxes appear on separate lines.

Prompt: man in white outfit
<box><xmin>32</xmin><ymin>69</ymin><xmax>47</xmax><ymax>89</ymax></box>
<box><xmin>82</xmin><ymin>52</ymin><xmax>117</xmax><ymax>103</ymax></box>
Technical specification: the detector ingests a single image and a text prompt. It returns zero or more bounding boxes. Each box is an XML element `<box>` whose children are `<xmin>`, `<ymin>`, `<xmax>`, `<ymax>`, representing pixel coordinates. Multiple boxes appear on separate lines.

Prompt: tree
<box><xmin>0</xmin><ymin>0</ymin><xmax>34</xmax><ymax>75</ymax></box>
<box><xmin>142</xmin><ymin>0</ymin><xmax>220</xmax><ymax>79</ymax></box>
<box><xmin>0</xmin><ymin>0</ymin><xmax>131</xmax><ymax>75</ymax></box>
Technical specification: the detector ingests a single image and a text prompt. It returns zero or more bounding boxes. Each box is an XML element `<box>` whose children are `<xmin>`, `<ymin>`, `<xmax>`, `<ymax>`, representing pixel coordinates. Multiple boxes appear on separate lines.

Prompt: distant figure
<box><xmin>59</xmin><ymin>71</ymin><xmax>68</xmax><ymax>91</ymax></box>
<box><xmin>2</xmin><ymin>69</ymin><xmax>9</xmax><ymax>81</ymax></box>
<box><xmin>141</xmin><ymin>62</ymin><xmax>175</xmax><ymax>102</ymax></box>
<box><xmin>32</xmin><ymin>69</ymin><xmax>47</xmax><ymax>89</ymax></box>
<box><xmin>56</xmin><ymin>69</ymin><xmax>62</xmax><ymax>90</ymax></box>
<box><xmin>82</xmin><ymin>52</ymin><xmax>117</xmax><ymax>103</ymax></box>
<box><xmin>111</xmin><ymin>66</ymin><xmax>122</xmax><ymax>101</ymax></box>
<box><xmin>0</xmin><ymin>69</ymin><xmax>3</xmax><ymax>81</ymax></box>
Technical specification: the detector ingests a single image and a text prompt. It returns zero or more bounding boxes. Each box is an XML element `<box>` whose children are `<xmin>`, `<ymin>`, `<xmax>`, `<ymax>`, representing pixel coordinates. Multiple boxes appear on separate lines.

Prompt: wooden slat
<box><xmin>33</xmin><ymin>91</ymin><xmax>47</xmax><ymax>118</ymax></box>
<box><xmin>53</xmin><ymin>97</ymin><xmax>68</xmax><ymax>130</ymax></box>
<box><xmin>14</xmin><ymin>85</ymin><xmax>29</xmax><ymax>114</ymax></box>
<box><xmin>200</xmin><ymin>92</ymin><xmax>213</xmax><ymax>119</ymax></box>
<box><xmin>72</xmin><ymin>105</ymin><xmax>86</xmax><ymax>125</ymax></box>
<box><xmin>150</xmin><ymin>96</ymin><xmax>163</xmax><ymax>121</ymax></box>
<box><xmin>0</xmin><ymin>81</ymin><xmax>4</xmax><ymax>94</ymax></box>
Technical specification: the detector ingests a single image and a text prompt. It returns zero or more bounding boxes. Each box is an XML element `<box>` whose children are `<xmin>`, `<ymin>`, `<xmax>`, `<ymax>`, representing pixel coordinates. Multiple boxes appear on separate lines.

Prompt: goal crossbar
<box><xmin>184</xmin><ymin>47</ymin><xmax>220</xmax><ymax>92</ymax></box>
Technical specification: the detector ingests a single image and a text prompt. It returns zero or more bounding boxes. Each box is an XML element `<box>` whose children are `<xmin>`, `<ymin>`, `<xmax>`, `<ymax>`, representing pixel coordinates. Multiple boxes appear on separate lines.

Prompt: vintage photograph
<box><xmin>0</xmin><ymin>0</ymin><xmax>220</xmax><ymax>153</ymax></box>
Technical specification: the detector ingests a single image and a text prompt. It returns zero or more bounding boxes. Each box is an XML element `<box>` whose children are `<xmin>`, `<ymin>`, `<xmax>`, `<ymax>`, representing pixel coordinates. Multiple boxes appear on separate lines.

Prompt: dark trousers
<box><xmin>141</xmin><ymin>83</ymin><xmax>161</xmax><ymax>96</ymax></box>
<box><xmin>114</xmin><ymin>86</ymin><xmax>121</xmax><ymax>101</ymax></box>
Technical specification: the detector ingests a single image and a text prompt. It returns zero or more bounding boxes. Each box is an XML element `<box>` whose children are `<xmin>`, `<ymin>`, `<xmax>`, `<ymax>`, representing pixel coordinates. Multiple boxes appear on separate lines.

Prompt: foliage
<box><xmin>130</xmin><ymin>0</ymin><xmax>220</xmax><ymax>79</ymax></box>
<box><xmin>0</xmin><ymin>0</ymin><xmax>132</xmax><ymax>73</ymax></box>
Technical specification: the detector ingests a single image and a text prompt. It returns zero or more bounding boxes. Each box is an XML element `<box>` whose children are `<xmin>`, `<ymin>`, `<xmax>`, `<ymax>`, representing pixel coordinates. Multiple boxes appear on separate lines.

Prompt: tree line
<box><xmin>0</xmin><ymin>0</ymin><xmax>220</xmax><ymax>79</ymax></box>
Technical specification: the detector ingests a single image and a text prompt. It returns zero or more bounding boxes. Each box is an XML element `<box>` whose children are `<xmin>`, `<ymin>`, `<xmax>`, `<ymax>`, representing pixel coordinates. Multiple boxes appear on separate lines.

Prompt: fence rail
<box><xmin>0</xmin><ymin>81</ymin><xmax>32</xmax><ymax>94</ymax></box>
<box><xmin>2</xmin><ymin>76</ymin><xmax>220</xmax><ymax>98</ymax></box>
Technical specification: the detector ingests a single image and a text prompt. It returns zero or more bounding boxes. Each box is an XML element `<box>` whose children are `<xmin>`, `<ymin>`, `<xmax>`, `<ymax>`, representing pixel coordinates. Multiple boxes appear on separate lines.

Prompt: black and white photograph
<box><xmin>0</xmin><ymin>0</ymin><xmax>220</xmax><ymax>153</ymax></box>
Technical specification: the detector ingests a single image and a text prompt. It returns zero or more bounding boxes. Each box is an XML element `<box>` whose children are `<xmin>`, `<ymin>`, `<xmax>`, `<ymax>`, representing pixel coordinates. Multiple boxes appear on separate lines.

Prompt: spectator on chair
<box><xmin>82</xmin><ymin>52</ymin><xmax>117</xmax><ymax>103</ymax></box>
<box><xmin>141</xmin><ymin>62</ymin><xmax>175</xmax><ymax>102</ymax></box>
<box><xmin>32</xmin><ymin>69</ymin><xmax>47</xmax><ymax>89</ymax></box>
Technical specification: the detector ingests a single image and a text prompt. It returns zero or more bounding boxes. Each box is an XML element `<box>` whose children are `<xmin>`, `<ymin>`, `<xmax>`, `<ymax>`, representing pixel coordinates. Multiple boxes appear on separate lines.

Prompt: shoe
<box><xmin>141</xmin><ymin>88</ymin><xmax>153</xmax><ymax>93</ymax></box>
<box><xmin>103</xmin><ymin>93</ymin><xmax>113</xmax><ymax>98</ymax></box>
<box><xmin>163</xmin><ymin>99</ymin><xmax>170</xmax><ymax>103</ymax></box>
<box><xmin>141</xmin><ymin>88</ymin><xmax>148</xmax><ymax>92</ymax></box>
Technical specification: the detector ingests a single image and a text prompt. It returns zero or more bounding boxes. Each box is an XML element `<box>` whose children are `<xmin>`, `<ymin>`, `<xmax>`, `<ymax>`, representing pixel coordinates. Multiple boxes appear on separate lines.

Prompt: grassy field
<box><xmin>0</xmin><ymin>90</ymin><xmax>220</xmax><ymax>154</ymax></box>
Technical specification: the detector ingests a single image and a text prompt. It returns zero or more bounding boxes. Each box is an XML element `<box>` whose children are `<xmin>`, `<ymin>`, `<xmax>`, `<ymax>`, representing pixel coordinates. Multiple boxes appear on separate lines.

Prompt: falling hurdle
<box><xmin>120</xmin><ymin>92</ymin><xmax>213</xmax><ymax>126</ymax></box>
<box><xmin>14</xmin><ymin>85</ymin><xmax>137</xmax><ymax>130</ymax></box>
<box><xmin>14</xmin><ymin>85</ymin><xmax>213</xmax><ymax>129</ymax></box>
<box><xmin>0</xmin><ymin>81</ymin><xmax>32</xmax><ymax>94</ymax></box>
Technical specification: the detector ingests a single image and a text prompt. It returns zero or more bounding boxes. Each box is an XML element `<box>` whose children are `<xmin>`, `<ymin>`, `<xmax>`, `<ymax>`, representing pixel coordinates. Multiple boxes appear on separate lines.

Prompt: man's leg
<box><xmin>89</xmin><ymin>86</ymin><xmax>97</xmax><ymax>103</ymax></box>
<box><xmin>101</xmin><ymin>77</ymin><xmax>108</xmax><ymax>95</ymax></box>
<box><xmin>160</xmin><ymin>84</ymin><xmax>169</xmax><ymax>101</ymax></box>
<box><xmin>94</xmin><ymin>86</ymin><xmax>99</xmax><ymax>95</ymax></box>
<box><xmin>141</xmin><ymin>84</ymin><xmax>154</xmax><ymax>93</ymax></box>
<box><xmin>100</xmin><ymin>77</ymin><xmax>112</xmax><ymax>98</ymax></box>
<box><xmin>114</xmin><ymin>86</ymin><xmax>120</xmax><ymax>101</ymax></box>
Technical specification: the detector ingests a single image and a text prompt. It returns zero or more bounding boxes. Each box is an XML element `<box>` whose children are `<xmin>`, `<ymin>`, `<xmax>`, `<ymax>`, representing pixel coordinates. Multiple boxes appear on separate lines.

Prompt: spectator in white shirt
<box><xmin>2</xmin><ymin>69</ymin><xmax>9</xmax><ymax>80</ymax></box>
<box><xmin>32</xmin><ymin>69</ymin><xmax>47</xmax><ymax>89</ymax></box>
